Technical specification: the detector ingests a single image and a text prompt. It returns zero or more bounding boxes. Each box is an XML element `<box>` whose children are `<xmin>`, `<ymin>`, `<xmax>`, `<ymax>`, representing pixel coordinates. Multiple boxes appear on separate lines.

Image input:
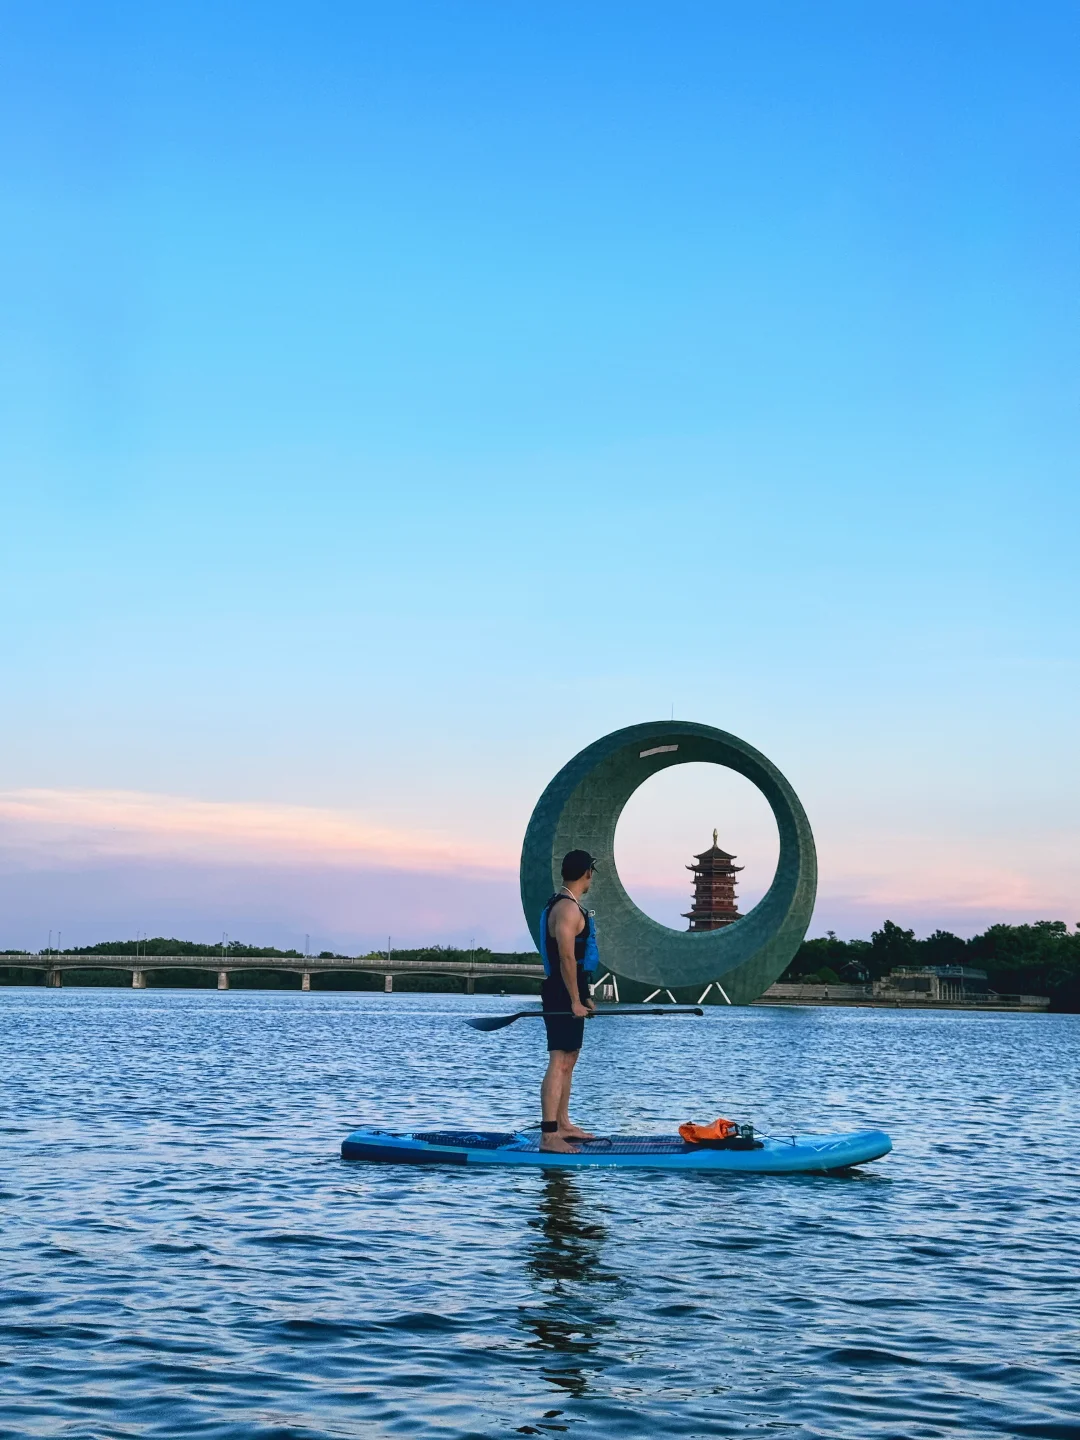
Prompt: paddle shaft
<box><xmin>465</xmin><ymin>1005</ymin><xmax>705</xmax><ymax>1032</ymax></box>
<box><xmin>465</xmin><ymin>1005</ymin><xmax>704</xmax><ymax>1031</ymax></box>
<box><xmin>533</xmin><ymin>1007</ymin><xmax>702</xmax><ymax>1019</ymax></box>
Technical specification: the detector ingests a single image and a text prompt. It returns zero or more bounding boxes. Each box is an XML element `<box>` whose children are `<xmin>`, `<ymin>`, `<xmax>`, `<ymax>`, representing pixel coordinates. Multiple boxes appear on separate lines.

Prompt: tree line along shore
<box><xmin>2</xmin><ymin>919</ymin><xmax>1078</xmax><ymax>1011</ymax></box>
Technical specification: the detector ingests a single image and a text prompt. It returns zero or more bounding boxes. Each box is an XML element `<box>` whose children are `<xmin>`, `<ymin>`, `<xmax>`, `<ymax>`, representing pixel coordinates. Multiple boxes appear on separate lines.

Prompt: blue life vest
<box><xmin>540</xmin><ymin>894</ymin><xmax>600</xmax><ymax>977</ymax></box>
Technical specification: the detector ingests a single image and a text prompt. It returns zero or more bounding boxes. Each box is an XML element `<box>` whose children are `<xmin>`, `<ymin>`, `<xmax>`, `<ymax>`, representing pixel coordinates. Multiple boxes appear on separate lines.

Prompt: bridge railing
<box><xmin>1</xmin><ymin>953</ymin><xmax>545</xmax><ymax>978</ymax></box>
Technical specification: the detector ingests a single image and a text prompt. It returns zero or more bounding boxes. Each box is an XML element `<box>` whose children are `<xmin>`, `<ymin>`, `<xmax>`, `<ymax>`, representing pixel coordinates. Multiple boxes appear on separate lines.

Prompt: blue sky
<box><xmin>1</xmin><ymin>2</ymin><xmax>1077</xmax><ymax>952</ymax></box>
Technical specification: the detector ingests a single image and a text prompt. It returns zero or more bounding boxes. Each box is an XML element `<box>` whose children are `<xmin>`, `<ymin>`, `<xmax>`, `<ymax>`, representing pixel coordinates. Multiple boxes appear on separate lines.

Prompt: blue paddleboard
<box><xmin>340</xmin><ymin>1127</ymin><xmax>892</xmax><ymax>1172</ymax></box>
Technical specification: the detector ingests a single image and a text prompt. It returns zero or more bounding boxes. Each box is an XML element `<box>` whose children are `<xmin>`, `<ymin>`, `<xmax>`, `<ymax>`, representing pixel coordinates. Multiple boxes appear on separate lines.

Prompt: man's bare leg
<box><xmin>556</xmin><ymin>1050</ymin><xmax>596</xmax><ymax>1140</ymax></box>
<box><xmin>540</xmin><ymin>1051</ymin><xmax>579</xmax><ymax>1151</ymax></box>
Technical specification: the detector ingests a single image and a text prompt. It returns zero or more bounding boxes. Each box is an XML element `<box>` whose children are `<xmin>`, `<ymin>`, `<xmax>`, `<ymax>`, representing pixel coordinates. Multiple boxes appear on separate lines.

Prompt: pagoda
<box><xmin>683</xmin><ymin>829</ymin><xmax>743</xmax><ymax>930</ymax></box>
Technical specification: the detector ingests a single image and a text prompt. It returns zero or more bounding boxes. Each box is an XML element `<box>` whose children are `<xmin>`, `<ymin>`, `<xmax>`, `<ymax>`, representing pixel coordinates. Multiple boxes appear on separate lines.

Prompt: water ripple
<box><xmin>1</xmin><ymin>990</ymin><xmax>1078</xmax><ymax>1438</ymax></box>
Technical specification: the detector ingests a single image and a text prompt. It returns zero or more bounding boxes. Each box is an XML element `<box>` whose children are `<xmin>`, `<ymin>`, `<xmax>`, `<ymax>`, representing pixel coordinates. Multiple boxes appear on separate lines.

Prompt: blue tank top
<box><xmin>539</xmin><ymin>893</ymin><xmax>600</xmax><ymax>977</ymax></box>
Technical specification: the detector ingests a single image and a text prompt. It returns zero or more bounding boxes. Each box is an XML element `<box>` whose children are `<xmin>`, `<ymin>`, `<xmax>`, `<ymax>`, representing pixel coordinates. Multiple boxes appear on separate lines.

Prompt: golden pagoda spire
<box><xmin>712</xmin><ymin>827</ymin><xmax>718</xmax><ymax>847</ymax></box>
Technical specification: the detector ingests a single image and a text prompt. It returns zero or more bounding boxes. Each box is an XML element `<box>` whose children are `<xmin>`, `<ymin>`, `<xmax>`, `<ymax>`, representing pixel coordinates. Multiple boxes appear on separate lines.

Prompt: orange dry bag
<box><xmin>678</xmin><ymin>1117</ymin><xmax>739</xmax><ymax>1145</ymax></box>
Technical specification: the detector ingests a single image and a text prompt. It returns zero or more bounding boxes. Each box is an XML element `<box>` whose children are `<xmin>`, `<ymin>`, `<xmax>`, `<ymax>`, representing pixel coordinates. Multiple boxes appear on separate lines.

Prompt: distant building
<box><xmin>876</xmin><ymin>966</ymin><xmax>990</xmax><ymax>1002</ymax></box>
<box><xmin>755</xmin><ymin>968</ymin><xmax>1050</xmax><ymax>1010</ymax></box>
<box><xmin>683</xmin><ymin>829</ymin><xmax>743</xmax><ymax>931</ymax></box>
<box><xmin>839</xmin><ymin>959</ymin><xmax>870</xmax><ymax>983</ymax></box>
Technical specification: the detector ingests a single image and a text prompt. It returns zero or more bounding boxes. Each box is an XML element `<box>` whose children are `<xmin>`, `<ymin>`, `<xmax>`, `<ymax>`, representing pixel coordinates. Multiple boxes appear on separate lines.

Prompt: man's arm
<box><xmin>552</xmin><ymin>902</ymin><xmax>591</xmax><ymax>1018</ymax></box>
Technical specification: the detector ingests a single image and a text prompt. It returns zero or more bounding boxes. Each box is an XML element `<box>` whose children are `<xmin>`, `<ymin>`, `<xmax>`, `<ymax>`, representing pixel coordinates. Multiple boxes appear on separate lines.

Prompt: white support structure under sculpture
<box><xmin>591</xmin><ymin>971</ymin><xmax>620</xmax><ymax>1003</ymax></box>
<box><xmin>697</xmin><ymin>981</ymin><xmax>733</xmax><ymax>1005</ymax></box>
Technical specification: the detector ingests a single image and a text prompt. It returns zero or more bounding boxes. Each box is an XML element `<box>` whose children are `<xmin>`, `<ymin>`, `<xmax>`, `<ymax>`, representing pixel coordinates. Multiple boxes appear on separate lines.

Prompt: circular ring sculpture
<box><xmin>520</xmin><ymin>720</ymin><xmax>817</xmax><ymax>1004</ymax></box>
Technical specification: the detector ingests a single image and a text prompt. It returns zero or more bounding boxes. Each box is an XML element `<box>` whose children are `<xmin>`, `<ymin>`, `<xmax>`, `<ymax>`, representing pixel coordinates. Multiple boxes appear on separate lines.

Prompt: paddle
<box><xmin>465</xmin><ymin>1006</ymin><xmax>704</xmax><ymax>1033</ymax></box>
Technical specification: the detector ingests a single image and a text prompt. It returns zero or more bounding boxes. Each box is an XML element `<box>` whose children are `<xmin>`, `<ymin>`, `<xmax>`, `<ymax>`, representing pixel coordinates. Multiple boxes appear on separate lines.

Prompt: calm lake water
<box><xmin>2</xmin><ymin>988</ymin><xmax>1078</xmax><ymax>1439</ymax></box>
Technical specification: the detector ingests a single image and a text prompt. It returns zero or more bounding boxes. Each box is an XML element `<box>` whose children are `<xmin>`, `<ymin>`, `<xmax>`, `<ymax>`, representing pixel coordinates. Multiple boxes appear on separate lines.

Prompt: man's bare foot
<box><xmin>539</xmin><ymin>1133</ymin><xmax>580</xmax><ymax>1153</ymax></box>
<box><xmin>560</xmin><ymin>1124</ymin><xmax>596</xmax><ymax>1141</ymax></box>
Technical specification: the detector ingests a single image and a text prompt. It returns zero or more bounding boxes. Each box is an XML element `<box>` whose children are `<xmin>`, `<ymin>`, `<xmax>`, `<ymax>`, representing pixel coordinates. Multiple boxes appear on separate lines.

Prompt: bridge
<box><xmin>2</xmin><ymin>953</ymin><xmax>546</xmax><ymax>992</ymax></box>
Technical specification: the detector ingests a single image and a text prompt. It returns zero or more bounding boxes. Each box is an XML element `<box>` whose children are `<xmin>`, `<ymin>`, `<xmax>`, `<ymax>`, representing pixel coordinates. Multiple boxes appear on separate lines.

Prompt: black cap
<box><xmin>561</xmin><ymin>850</ymin><xmax>598</xmax><ymax>882</ymax></box>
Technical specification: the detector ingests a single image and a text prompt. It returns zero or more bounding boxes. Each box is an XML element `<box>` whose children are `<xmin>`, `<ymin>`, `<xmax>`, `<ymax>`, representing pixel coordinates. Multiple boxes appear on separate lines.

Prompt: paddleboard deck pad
<box><xmin>341</xmin><ymin>1127</ymin><xmax>892</xmax><ymax>1172</ymax></box>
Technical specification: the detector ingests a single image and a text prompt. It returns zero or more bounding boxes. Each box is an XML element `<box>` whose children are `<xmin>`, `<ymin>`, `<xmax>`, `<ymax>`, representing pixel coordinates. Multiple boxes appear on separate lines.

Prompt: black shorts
<box><xmin>541</xmin><ymin>965</ymin><xmax>589</xmax><ymax>1053</ymax></box>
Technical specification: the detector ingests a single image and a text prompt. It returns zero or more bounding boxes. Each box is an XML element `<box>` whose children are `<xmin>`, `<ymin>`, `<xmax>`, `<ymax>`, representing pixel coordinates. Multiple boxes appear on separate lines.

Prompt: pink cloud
<box><xmin>0</xmin><ymin>787</ymin><xmax>513</xmax><ymax>876</ymax></box>
<box><xmin>0</xmin><ymin>787</ymin><xmax>527</xmax><ymax>952</ymax></box>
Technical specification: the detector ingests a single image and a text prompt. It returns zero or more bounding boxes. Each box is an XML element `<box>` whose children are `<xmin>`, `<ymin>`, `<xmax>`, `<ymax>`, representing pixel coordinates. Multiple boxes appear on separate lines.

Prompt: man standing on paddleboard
<box><xmin>538</xmin><ymin>850</ymin><xmax>599</xmax><ymax>1153</ymax></box>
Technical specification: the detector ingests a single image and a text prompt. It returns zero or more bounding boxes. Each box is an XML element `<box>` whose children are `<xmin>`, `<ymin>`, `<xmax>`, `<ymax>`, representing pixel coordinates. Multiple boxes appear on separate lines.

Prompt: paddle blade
<box><xmin>465</xmin><ymin>1012</ymin><xmax>528</xmax><ymax>1032</ymax></box>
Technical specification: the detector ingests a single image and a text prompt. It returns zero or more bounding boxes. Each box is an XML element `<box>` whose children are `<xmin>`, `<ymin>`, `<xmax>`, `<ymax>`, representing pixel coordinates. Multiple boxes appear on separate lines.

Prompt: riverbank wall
<box><xmin>752</xmin><ymin>982</ymin><xmax>1050</xmax><ymax>1011</ymax></box>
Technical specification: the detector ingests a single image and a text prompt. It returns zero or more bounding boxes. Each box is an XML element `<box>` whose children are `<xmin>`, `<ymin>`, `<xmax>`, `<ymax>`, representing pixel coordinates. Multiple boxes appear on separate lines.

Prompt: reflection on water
<box><xmin>527</xmin><ymin>1172</ymin><xmax>608</xmax><ymax>1285</ymax></box>
<box><xmin>521</xmin><ymin>1171</ymin><xmax>620</xmax><ymax>1400</ymax></box>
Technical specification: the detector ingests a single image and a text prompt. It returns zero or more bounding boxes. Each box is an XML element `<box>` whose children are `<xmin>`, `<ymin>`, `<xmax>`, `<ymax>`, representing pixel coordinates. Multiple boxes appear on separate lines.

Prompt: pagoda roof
<box><xmin>692</xmin><ymin>829</ymin><xmax>736</xmax><ymax>862</ymax></box>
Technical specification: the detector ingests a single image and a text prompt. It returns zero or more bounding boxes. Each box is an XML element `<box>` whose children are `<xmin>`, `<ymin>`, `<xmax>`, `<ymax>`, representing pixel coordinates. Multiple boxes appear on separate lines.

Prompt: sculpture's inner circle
<box><xmin>613</xmin><ymin>762</ymin><xmax>780</xmax><ymax>929</ymax></box>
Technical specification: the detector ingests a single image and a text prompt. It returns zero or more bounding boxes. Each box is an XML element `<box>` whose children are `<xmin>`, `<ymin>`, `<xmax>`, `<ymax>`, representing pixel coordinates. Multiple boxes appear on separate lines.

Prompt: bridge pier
<box><xmin>465</xmin><ymin>976</ymin><xmax>475</xmax><ymax>995</ymax></box>
<box><xmin>384</xmin><ymin>974</ymin><xmax>393</xmax><ymax>993</ymax></box>
<box><xmin>132</xmin><ymin>970</ymin><xmax>147</xmax><ymax>989</ymax></box>
<box><xmin>46</xmin><ymin>968</ymin><xmax>62</xmax><ymax>988</ymax></box>
<box><xmin>217</xmin><ymin>970</ymin><xmax>229</xmax><ymax>990</ymax></box>
<box><xmin>301</xmin><ymin>971</ymin><xmax>311</xmax><ymax>991</ymax></box>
